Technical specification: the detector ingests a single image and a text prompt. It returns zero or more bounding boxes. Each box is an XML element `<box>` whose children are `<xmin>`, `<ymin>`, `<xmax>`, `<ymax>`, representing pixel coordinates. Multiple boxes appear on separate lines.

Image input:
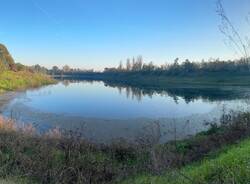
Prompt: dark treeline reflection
<box><xmin>60</xmin><ymin>79</ymin><xmax>250</xmax><ymax>104</ymax></box>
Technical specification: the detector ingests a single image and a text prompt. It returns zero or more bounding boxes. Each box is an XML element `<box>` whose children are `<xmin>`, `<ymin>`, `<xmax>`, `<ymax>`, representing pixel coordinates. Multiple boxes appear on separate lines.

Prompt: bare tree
<box><xmin>118</xmin><ymin>60</ymin><xmax>123</xmax><ymax>71</ymax></box>
<box><xmin>126</xmin><ymin>58</ymin><xmax>131</xmax><ymax>71</ymax></box>
<box><xmin>62</xmin><ymin>65</ymin><xmax>71</xmax><ymax>72</ymax></box>
<box><xmin>136</xmin><ymin>55</ymin><xmax>143</xmax><ymax>70</ymax></box>
<box><xmin>217</xmin><ymin>0</ymin><xmax>250</xmax><ymax>64</ymax></box>
<box><xmin>132</xmin><ymin>57</ymin><xmax>136</xmax><ymax>71</ymax></box>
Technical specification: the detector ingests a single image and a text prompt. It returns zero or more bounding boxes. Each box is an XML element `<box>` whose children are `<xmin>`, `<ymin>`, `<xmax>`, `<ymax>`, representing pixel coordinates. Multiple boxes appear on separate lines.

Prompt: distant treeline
<box><xmin>103</xmin><ymin>56</ymin><xmax>250</xmax><ymax>76</ymax></box>
<box><xmin>25</xmin><ymin>65</ymin><xmax>94</xmax><ymax>75</ymax></box>
<box><xmin>32</xmin><ymin>56</ymin><xmax>250</xmax><ymax>77</ymax></box>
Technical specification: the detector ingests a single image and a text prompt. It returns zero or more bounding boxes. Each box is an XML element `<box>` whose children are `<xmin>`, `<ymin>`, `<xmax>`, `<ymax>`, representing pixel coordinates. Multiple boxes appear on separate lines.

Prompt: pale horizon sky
<box><xmin>0</xmin><ymin>0</ymin><xmax>249</xmax><ymax>71</ymax></box>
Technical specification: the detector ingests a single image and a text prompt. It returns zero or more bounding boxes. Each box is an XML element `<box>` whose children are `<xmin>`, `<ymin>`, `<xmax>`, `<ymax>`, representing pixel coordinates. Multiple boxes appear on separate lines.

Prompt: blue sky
<box><xmin>0</xmin><ymin>0</ymin><xmax>249</xmax><ymax>70</ymax></box>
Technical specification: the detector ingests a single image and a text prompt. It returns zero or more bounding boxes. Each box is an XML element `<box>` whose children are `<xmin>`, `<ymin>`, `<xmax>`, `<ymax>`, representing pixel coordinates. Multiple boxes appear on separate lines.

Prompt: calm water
<box><xmin>1</xmin><ymin>80</ymin><xmax>250</xmax><ymax>143</ymax></box>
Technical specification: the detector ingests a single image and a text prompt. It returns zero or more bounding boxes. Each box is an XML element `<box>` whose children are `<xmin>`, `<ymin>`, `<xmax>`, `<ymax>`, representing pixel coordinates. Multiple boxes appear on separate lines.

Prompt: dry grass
<box><xmin>0</xmin><ymin>116</ymin><xmax>143</xmax><ymax>184</ymax></box>
<box><xmin>0</xmin><ymin>116</ymin><xmax>16</xmax><ymax>132</ymax></box>
<box><xmin>0</xmin><ymin>112</ymin><xmax>250</xmax><ymax>183</ymax></box>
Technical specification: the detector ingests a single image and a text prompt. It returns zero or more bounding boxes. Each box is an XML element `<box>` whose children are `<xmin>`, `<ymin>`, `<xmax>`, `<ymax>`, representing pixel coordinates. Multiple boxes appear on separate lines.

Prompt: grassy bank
<box><xmin>0</xmin><ymin>111</ymin><xmax>250</xmax><ymax>183</ymax></box>
<box><xmin>0</xmin><ymin>71</ymin><xmax>56</xmax><ymax>92</ymax></box>
<box><xmin>123</xmin><ymin>138</ymin><xmax>250</xmax><ymax>184</ymax></box>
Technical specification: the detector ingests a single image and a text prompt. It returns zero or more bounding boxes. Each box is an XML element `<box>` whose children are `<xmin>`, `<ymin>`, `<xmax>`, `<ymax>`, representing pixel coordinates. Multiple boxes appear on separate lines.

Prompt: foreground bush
<box><xmin>0</xmin><ymin>117</ymin><xmax>147</xmax><ymax>184</ymax></box>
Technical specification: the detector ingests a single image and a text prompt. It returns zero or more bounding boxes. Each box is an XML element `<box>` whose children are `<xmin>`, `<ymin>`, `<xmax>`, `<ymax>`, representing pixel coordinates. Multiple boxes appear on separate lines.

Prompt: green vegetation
<box><xmin>0</xmin><ymin>71</ymin><xmax>55</xmax><ymax>93</ymax></box>
<box><xmin>0</xmin><ymin>43</ymin><xmax>55</xmax><ymax>92</ymax></box>
<box><xmin>1</xmin><ymin>43</ymin><xmax>250</xmax><ymax>183</ymax></box>
<box><xmin>0</xmin><ymin>111</ymin><xmax>250</xmax><ymax>183</ymax></box>
<box><xmin>0</xmin><ymin>118</ymin><xmax>143</xmax><ymax>184</ymax></box>
<box><xmin>123</xmin><ymin>138</ymin><xmax>250</xmax><ymax>184</ymax></box>
<box><xmin>121</xmin><ymin>112</ymin><xmax>250</xmax><ymax>184</ymax></box>
<box><xmin>99</xmin><ymin>57</ymin><xmax>250</xmax><ymax>87</ymax></box>
<box><xmin>0</xmin><ymin>44</ymin><xmax>16</xmax><ymax>72</ymax></box>
<box><xmin>103</xmin><ymin>56</ymin><xmax>250</xmax><ymax>77</ymax></box>
<box><xmin>49</xmin><ymin>57</ymin><xmax>250</xmax><ymax>87</ymax></box>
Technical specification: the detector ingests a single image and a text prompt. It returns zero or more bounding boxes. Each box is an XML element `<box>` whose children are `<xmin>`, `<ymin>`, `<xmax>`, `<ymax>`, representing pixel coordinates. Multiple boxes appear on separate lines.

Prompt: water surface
<box><xmin>1</xmin><ymin>80</ymin><xmax>250</xmax><ymax>143</ymax></box>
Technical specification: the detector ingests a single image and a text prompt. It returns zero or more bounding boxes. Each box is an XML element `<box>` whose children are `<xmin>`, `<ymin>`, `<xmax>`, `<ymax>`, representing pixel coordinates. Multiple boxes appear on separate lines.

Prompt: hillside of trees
<box><xmin>0</xmin><ymin>43</ymin><xmax>46</xmax><ymax>73</ymax></box>
<box><xmin>0</xmin><ymin>44</ymin><xmax>16</xmax><ymax>72</ymax></box>
<box><xmin>0</xmin><ymin>44</ymin><xmax>55</xmax><ymax>92</ymax></box>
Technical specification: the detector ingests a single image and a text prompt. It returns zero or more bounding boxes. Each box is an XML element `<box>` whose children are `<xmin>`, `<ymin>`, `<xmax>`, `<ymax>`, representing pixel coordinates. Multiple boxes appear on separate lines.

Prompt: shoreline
<box><xmin>52</xmin><ymin>73</ymin><xmax>250</xmax><ymax>87</ymax></box>
<box><xmin>0</xmin><ymin>110</ymin><xmax>250</xmax><ymax>183</ymax></box>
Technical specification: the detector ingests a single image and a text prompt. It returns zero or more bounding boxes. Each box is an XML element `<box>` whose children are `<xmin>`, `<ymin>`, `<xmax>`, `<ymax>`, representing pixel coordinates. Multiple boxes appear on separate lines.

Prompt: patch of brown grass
<box><xmin>0</xmin><ymin>116</ymin><xmax>16</xmax><ymax>132</ymax></box>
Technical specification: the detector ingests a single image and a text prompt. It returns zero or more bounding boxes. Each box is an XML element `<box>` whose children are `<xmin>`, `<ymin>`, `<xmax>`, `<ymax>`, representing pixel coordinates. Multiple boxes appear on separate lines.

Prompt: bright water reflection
<box><xmin>1</xmin><ymin>80</ymin><xmax>250</xmax><ymax>143</ymax></box>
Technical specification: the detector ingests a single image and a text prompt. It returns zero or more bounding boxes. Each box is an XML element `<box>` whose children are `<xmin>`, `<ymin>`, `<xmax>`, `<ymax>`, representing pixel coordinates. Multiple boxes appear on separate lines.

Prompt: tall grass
<box><xmin>123</xmin><ymin>112</ymin><xmax>250</xmax><ymax>183</ymax></box>
<box><xmin>123</xmin><ymin>138</ymin><xmax>250</xmax><ymax>184</ymax></box>
<box><xmin>0</xmin><ymin>71</ymin><xmax>55</xmax><ymax>92</ymax></box>
<box><xmin>0</xmin><ymin>111</ymin><xmax>250</xmax><ymax>183</ymax></box>
<box><xmin>0</xmin><ymin>116</ymin><xmax>144</xmax><ymax>183</ymax></box>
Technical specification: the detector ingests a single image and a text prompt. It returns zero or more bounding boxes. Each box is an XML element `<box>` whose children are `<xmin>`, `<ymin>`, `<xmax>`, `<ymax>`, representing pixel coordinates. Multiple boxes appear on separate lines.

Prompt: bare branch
<box><xmin>216</xmin><ymin>0</ymin><xmax>249</xmax><ymax>62</ymax></box>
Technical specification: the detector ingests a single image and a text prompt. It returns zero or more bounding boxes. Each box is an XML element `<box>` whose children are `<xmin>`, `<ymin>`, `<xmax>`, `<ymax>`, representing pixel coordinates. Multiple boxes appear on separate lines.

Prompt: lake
<box><xmin>1</xmin><ymin>80</ymin><xmax>250</xmax><ymax>143</ymax></box>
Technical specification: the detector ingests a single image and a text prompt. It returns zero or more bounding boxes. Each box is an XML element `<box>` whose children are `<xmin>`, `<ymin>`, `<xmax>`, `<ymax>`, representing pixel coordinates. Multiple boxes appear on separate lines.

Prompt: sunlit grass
<box><xmin>123</xmin><ymin>138</ymin><xmax>250</xmax><ymax>184</ymax></box>
<box><xmin>0</xmin><ymin>70</ymin><xmax>55</xmax><ymax>92</ymax></box>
